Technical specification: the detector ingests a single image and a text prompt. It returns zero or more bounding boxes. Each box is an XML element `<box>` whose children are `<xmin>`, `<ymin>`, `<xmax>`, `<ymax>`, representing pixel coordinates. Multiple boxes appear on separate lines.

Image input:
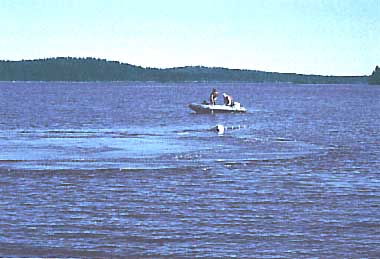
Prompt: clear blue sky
<box><xmin>1</xmin><ymin>0</ymin><xmax>379</xmax><ymax>75</ymax></box>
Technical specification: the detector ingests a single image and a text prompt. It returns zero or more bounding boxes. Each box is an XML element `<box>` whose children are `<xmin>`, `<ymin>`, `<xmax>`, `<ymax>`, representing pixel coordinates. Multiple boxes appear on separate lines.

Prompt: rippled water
<box><xmin>0</xmin><ymin>82</ymin><xmax>379</xmax><ymax>258</ymax></box>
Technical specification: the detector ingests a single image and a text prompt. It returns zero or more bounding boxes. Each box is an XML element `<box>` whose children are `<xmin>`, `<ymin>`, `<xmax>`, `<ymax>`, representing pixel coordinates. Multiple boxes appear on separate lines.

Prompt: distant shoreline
<box><xmin>0</xmin><ymin>57</ymin><xmax>370</xmax><ymax>84</ymax></box>
<box><xmin>0</xmin><ymin>81</ymin><xmax>370</xmax><ymax>86</ymax></box>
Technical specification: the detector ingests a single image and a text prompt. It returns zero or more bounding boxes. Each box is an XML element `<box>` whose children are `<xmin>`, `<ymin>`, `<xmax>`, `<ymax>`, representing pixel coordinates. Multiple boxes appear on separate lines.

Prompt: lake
<box><xmin>0</xmin><ymin>82</ymin><xmax>379</xmax><ymax>258</ymax></box>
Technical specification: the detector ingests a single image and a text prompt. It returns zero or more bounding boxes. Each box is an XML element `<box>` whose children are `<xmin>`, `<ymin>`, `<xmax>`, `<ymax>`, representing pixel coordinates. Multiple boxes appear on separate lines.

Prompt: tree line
<box><xmin>0</xmin><ymin>57</ymin><xmax>371</xmax><ymax>84</ymax></box>
<box><xmin>368</xmin><ymin>66</ymin><xmax>380</xmax><ymax>85</ymax></box>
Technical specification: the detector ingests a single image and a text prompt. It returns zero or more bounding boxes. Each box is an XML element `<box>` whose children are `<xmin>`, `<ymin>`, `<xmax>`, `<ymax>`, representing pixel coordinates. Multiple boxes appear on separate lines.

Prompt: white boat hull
<box><xmin>189</xmin><ymin>103</ymin><xmax>247</xmax><ymax>114</ymax></box>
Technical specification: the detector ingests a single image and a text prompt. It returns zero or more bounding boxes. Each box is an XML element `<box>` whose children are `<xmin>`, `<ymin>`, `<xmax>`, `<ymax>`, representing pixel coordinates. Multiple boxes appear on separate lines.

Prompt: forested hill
<box><xmin>0</xmin><ymin>57</ymin><xmax>369</xmax><ymax>84</ymax></box>
<box><xmin>368</xmin><ymin>66</ymin><xmax>380</xmax><ymax>85</ymax></box>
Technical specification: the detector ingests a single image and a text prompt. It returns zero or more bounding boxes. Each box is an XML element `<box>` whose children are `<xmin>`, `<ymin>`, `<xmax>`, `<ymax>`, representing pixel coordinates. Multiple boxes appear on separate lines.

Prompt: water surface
<box><xmin>0</xmin><ymin>82</ymin><xmax>379</xmax><ymax>258</ymax></box>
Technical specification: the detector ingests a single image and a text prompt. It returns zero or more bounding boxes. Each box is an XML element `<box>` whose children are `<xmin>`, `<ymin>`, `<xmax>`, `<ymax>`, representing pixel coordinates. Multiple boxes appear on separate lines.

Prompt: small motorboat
<box><xmin>189</xmin><ymin>102</ymin><xmax>247</xmax><ymax>114</ymax></box>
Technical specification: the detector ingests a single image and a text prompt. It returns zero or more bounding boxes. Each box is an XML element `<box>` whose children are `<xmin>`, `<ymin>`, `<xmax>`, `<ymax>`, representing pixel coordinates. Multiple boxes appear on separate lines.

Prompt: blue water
<box><xmin>0</xmin><ymin>82</ymin><xmax>379</xmax><ymax>258</ymax></box>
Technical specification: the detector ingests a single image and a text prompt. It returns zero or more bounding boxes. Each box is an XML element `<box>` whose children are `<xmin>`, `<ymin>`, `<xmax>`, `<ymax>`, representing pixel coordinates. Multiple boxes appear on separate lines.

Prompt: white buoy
<box><xmin>216</xmin><ymin>124</ymin><xmax>225</xmax><ymax>135</ymax></box>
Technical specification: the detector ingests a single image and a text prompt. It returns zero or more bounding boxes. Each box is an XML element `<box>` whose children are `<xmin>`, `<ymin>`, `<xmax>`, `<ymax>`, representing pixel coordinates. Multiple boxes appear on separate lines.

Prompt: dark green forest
<box><xmin>0</xmin><ymin>57</ymin><xmax>371</xmax><ymax>84</ymax></box>
<box><xmin>368</xmin><ymin>66</ymin><xmax>380</xmax><ymax>85</ymax></box>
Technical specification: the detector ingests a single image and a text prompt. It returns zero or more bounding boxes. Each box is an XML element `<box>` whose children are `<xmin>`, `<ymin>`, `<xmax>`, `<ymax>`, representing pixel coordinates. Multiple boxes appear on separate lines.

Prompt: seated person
<box><xmin>223</xmin><ymin>93</ymin><xmax>234</xmax><ymax>106</ymax></box>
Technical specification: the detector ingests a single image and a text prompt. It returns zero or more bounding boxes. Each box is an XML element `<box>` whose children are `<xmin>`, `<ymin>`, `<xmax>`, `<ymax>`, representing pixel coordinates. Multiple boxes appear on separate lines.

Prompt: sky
<box><xmin>0</xmin><ymin>0</ymin><xmax>379</xmax><ymax>76</ymax></box>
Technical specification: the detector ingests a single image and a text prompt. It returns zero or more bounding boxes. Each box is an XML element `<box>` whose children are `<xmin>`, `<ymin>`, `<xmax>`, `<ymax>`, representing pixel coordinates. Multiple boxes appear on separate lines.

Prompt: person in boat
<box><xmin>223</xmin><ymin>93</ymin><xmax>234</xmax><ymax>106</ymax></box>
<box><xmin>209</xmin><ymin>88</ymin><xmax>218</xmax><ymax>105</ymax></box>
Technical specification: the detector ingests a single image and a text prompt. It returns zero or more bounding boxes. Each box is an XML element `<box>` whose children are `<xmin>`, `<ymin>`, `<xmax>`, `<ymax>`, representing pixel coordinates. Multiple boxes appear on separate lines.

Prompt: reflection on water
<box><xmin>0</xmin><ymin>82</ymin><xmax>379</xmax><ymax>258</ymax></box>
